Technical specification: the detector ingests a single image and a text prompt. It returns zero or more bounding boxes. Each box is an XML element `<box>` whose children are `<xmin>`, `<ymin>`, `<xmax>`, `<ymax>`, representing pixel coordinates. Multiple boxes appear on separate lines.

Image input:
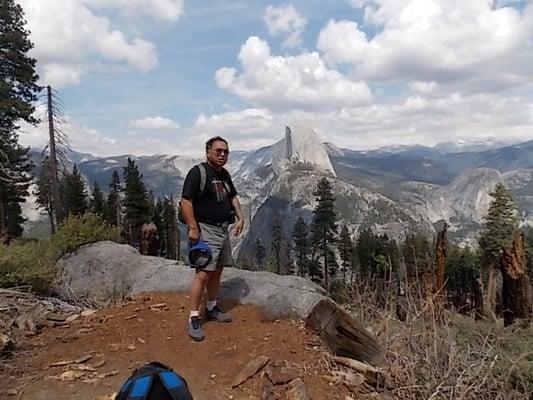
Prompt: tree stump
<box><xmin>500</xmin><ymin>233</ymin><xmax>532</xmax><ymax>327</ymax></box>
<box><xmin>140</xmin><ymin>223</ymin><xmax>158</xmax><ymax>256</ymax></box>
<box><xmin>305</xmin><ymin>299</ymin><xmax>382</xmax><ymax>364</ymax></box>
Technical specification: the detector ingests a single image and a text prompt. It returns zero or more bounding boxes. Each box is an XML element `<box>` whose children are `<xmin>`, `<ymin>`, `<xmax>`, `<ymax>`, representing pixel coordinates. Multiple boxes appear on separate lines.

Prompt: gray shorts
<box><xmin>194</xmin><ymin>222</ymin><xmax>232</xmax><ymax>272</ymax></box>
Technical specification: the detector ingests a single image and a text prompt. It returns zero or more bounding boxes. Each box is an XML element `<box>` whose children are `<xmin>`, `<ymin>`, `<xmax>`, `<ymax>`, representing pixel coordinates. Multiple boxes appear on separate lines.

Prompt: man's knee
<box><xmin>195</xmin><ymin>270</ymin><xmax>211</xmax><ymax>284</ymax></box>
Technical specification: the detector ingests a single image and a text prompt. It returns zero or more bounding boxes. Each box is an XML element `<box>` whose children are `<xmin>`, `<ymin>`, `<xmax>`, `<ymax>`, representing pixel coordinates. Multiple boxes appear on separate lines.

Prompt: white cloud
<box><xmin>319</xmin><ymin>1</ymin><xmax>533</xmax><ymax>90</ymax></box>
<box><xmin>192</xmin><ymin>92</ymin><xmax>533</xmax><ymax>151</ymax></box>
<box><xmin>215</xmin><ymin>36</ymin><xmax>372</xmax><ymax>111</ymax></box>
<box><xmin>129</xmin><ymin>116</ymin><xmax>179</xmax><ymax>131</ymax></box>
<box><xmin>195</xmin><ymin>108</ymin><xmax>279</xmax><ymax>150</ymax></box>
<box><xmin>16</xmin><ymin>0</ymin><xmax>184</xmax><ymax>87</ymax></box>
<box><xmin>263</xmin><ymin>4</ymin><xmax>307</xmax><ymax>48</ymax></box>
<box><xmin>87</xmin><ymin>0</ymin><xmax>185</xmax><ymax>22</ymax></box>
<box><xmin>17</xmin><ymin>111</ymin><xmax>188</xmax><ymax>157</ymax></box>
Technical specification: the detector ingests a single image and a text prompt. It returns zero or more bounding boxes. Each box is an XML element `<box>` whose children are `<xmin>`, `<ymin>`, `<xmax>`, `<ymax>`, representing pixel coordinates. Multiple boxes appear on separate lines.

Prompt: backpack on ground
<box><xmin>115</xmin><ymin>361</ymin><xmax>193</xmax><ymax>400</ymax></box>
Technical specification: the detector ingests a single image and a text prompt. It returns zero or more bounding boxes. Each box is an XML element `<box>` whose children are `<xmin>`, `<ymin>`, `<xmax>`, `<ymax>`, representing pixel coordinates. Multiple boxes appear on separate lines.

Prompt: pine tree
<box><xmin>162</xmin><ymin>197</ymin><xmax>177</xmax><ymax>259</ymax></box>
<box><xmin>122</xmin><ymin>158</ymin><xmax>150</xmax><ymax>247</ymax></box>
<box><xmin>356</xmin><ymin>228</ymin><xmax>376</xmax><ymax>279</ymax></box>
<box><xmin>478</xmin><ymin>183</ymin><xmax>520</xmax><ymax>316</ymax></box>
<box><xmin>479</xmin><ymin>183</ymin><xmax>519</xmax><ymax>270</ymax></box>
<box><xmin>0</xmin><ymin>0</ymin><xmax>40</xmax><ymax>237</ymax></box>
<box><xmin>151</xmin><ymin>197</ymin><xmax>164</xmax><ymax>255</ymax></box>
<box><xmin>269</xmin><ymin>215</ymin><xmax>282</xmax><ymax>274</ymax></box>
<box><xmin>62</xmin><ymin>165</ymin><xmax>87</xmax><ymax>216</ymax></box>
<box><xmin>401</xmin><ymin>232</ymin><xmax>433</xmax><ymax>282</ymax></box>
<box><xmin>91</xmin><ymin>181</ymin><xmax>105</xmax><ymax>216</ymax></box>
<box><xmin>292</xmin><ymin>216</ymin><xmax>309</xmax><ymax>276</ymax></box>
<box><xmin>311</xmin><ymin>177</ymin><xmax>337</xmax><ymax>289</ymax></box>
<box><xmin>35</xmin><ymin>156</ymin><xmax>55</xmax><ymax>233</ymax></box>
<box><xmin>105</xmin><ymin>171</ymin><xmax>121</xmax><ymax>227</ymax></box>
<box><xmin>338</xmin><ymin>225</ymin><xmax>353</xmax><ymax>280</ymax></box>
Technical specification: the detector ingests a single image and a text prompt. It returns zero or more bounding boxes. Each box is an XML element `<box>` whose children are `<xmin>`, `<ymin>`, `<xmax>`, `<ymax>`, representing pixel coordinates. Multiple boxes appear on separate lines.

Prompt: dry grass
<box><xmin>342</xmin><ymin>283</ymin><xmax>533</xmax><ymax>399</ymax></box>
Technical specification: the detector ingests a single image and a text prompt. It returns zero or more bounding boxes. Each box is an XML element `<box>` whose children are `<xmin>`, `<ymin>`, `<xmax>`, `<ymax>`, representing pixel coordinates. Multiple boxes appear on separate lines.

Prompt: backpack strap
<box><xmin>198</xmin><ymin>163</ymin><xmax>207</xmax><ymax>197</ymax></box>
<box><xmin>158</xmin><ymin>370</ymin><xmax>193</xmax><ymax>400</ymax></box>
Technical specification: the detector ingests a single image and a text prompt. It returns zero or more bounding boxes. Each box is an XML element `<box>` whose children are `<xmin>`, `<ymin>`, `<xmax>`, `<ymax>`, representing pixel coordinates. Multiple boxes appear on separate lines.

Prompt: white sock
<box><xmin>206</xmin><ymin>300</ymin><xmax>217</xmax><ymax>311</ymax></box>
<box><xmin>190</xmin><ymin>310</ymin><xmax>199</xmax><ymax>320</ymax></box>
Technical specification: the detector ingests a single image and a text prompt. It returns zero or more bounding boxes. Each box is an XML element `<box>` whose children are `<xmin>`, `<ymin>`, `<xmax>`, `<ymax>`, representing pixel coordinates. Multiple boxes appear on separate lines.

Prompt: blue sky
<box><xmin>17</xmin><ymin>0</ymin><xmax>533</xmax><ymax>157</ymax></box>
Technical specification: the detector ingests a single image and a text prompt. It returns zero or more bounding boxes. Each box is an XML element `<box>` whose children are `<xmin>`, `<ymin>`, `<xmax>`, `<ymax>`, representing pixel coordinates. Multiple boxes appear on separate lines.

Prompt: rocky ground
<box><xmin>0</xmin><ymin>291</ymin><xmax>389</xmax><ymax>400</ymax></box>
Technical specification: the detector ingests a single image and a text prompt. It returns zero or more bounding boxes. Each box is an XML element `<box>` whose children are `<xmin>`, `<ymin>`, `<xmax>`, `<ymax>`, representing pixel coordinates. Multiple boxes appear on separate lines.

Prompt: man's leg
<box><xmin>190</xmin><ymin>269</ymin><xmax>210</xmax><ymax>311</ymax></box>
<box><xmin>205</xmin><ymin>234</ymin><xmax>232</xmax><ymax>322</ymax></box>
<box><xmin>206</xmin><ymin>266</ymin><xmax>223</xmax><ymax>302</ymax></box>
<box><xmin>188</xmin><ymin>269</ymin><xmax>210</xmax><ymax>341</ymax></box>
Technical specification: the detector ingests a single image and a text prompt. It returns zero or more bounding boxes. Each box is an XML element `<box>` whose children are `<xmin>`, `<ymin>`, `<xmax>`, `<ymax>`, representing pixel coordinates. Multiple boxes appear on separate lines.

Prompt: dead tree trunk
<box><xmin>395</xmin><ymin>255</ymin><xmax>408</xmax><ymax>322</ymax></box>
<box><xmin>47</xmin><ymin>85</ymin><xmax>64</xmax><ymax>226</ymax></box>
<box><xmin>500</xmin><ymin>233</ymin><xmax>532</xmax><ymax>327</ymax></box>
<box><xmin>434</xmin><ymin>223</ymin><xmax>448</xmax><ymax>315</ymax></box>
<box><xmin>485</xmin><ymin>267</ymin><xmax>500</xmax><ymax>319</ymax></box>
<box><xmin>140</xmin><ymin>223</ymin><xmax>158</xmax><ymax>256</ymax></box>
<box><xmin>472</xmin><ymin>274</ymin><xmax>484</xmax><ymax>320</ymax></box>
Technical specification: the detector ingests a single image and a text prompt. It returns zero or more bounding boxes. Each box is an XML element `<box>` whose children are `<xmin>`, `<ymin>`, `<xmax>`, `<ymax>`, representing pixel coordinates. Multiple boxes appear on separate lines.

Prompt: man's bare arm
<box><xmin>232</xmin><ymin>196</ymin><xmax>245</xmax><ymax>237</ymax></box>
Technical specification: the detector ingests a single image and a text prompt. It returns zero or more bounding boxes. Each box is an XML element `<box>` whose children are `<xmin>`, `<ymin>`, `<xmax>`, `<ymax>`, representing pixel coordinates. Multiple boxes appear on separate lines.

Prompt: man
<box><xmin>181</xmin><ymin>136</ymin><xmax>244</xmax><ymax>341</ymax></box>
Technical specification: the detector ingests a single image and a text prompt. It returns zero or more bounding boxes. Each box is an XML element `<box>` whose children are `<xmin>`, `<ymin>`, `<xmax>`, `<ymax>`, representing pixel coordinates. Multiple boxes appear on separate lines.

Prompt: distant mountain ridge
<box><xmin>24</xmin><ymin>131</ymin><xmax>533</xmax><ymax>251</ymax></box>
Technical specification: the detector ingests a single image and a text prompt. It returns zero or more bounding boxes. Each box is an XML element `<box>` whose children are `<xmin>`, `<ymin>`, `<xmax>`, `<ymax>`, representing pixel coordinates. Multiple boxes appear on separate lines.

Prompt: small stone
<box><xmin>66</xmin><ymin>314</ymin><xmax>79</xmax><ymax>323</ymax></box>
<box><xmin>81</xmin><ymin>309</ymin><xmax>97</xmax><ymax>317</ymax></box>
<box><xmin>7</xmin><ymin>389</ymin><xmax>17</xmax><ymax>396</ymax></box>
<box><xmin>210</xmin><ymin>374</ymin><xmax>216</xmax><ymax>379</ymax></box>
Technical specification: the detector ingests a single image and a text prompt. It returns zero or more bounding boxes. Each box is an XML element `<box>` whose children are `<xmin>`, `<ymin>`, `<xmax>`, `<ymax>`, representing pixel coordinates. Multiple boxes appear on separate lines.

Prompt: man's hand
<box><xmin>233</xmin><ymin>218</ymin><xmax>244</xmax><ymax>237</ymax></box>
<box><xmin>188</xmin><ymin>226</ymin><xmax>200</xmax><ymax>244</ymax></box>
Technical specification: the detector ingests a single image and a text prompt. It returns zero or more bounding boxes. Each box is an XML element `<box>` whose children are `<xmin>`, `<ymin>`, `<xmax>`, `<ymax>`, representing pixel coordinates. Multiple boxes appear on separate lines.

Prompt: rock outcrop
<box><xmin>55</xmin><ymin>241</ymin><xmax>382</xmax><ymax>363</ymax></box>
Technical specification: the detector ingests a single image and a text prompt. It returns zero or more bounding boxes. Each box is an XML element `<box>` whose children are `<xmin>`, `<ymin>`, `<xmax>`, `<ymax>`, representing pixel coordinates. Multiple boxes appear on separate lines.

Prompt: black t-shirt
<box><xmin>181</xmin><ymin>162</ymin><xmax>237</xmax><ymax>224</ymax></box>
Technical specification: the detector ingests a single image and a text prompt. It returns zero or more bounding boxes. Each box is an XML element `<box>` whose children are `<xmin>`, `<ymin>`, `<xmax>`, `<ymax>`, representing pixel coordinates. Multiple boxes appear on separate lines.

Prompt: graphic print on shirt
<box><xmin>212</xmin><ymin>180</ymin><xmax>228</xmax><ymax>202</ymax></box>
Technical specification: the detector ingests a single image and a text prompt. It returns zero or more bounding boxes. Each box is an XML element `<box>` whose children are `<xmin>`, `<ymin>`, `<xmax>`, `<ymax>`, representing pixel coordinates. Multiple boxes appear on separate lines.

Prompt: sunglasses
<box><xmin>213</xmin><ymin>148</ymin><xmax>230</xmax><ymax>155</ymax></box>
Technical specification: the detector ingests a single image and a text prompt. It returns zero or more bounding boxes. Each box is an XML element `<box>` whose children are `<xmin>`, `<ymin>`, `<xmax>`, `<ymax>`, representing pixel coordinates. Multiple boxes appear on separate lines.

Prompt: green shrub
<box><xmin>47</xmin><ymin>213</ymin><xmax>121</xmax><ymax>260</ymax></box>
<box><xmin>0</xmin><ymin>213</ymin><xmax>121</xmax><ymax>294</ymax></box>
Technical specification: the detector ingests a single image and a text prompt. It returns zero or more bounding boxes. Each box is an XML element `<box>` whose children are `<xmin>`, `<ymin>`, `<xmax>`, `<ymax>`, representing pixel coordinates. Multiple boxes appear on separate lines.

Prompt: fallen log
<box><xmin>306</xmin><ymin>299</ymin><xmax>382</xmax><ymax>363</ymax></box>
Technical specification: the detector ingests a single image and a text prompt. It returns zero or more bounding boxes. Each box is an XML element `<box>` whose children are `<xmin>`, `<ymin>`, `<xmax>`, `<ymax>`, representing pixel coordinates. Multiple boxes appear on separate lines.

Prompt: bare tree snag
<box><xmin>47</xmin><ymin>85</ymin><xmax>64</xmax><ymax>226</ymax></box>
<box><xmin>395</xmin><ymin>252</ymin><xmax>408</xmax><ymax>322</ymax></box>
<box><xmin>424</xmin><ymin>224</ymin><xmax>448</xmax><ymax>320</ymax></box>
<box><xmin>472</xmin><ymin>275</ymin><xmax>484</xmax><ymax>320</ymax></box>
<box><xmin>305</xmin><ymin>299</ymin><xmax>382</xmax><ymax>364</ymax></box>
<box><xmin>435</xmin><ymin>223</ymin><xmax>448</xmax><ymax>303</ymax></box>
<box><xmin>500</xmin><ymin>233</ymin><xmax>532</xmax><ymax>327</ymax></box>
<box><xmin>140</xmin><ymin>223</ymin><xmax>158</xmax><ymax>256</ymax></box>
<box><xmin>0</xmin><ymin>228</ymin><xmax>11</xmax><ymax>246</ymax></box>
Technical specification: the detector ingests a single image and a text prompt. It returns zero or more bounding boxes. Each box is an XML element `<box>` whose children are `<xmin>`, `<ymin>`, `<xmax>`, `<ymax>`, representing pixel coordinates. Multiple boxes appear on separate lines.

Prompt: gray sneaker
<box><xmin>205</xmin><ymin>305</ymin><xmax>232</xmax><ymax>323</ymax></box>
<box><xmin>188</xmin><ymin>316</ymin><xmax>204</xmax><ymax>341</ymax></box>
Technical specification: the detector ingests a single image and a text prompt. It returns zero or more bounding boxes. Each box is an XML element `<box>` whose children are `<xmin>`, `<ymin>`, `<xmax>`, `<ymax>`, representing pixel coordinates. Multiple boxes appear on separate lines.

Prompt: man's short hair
<box><xmin>205</xmin><ymin>136</ymin><xmax>228</xmax><ymax>153</ymax></box>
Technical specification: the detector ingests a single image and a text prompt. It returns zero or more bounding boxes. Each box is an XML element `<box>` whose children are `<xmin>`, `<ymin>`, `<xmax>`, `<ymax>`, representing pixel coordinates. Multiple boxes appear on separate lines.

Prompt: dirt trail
<box><xmin>0</xmin><ymin>293</ymin><xmax>354</xmax><ymax>399</ymax></box>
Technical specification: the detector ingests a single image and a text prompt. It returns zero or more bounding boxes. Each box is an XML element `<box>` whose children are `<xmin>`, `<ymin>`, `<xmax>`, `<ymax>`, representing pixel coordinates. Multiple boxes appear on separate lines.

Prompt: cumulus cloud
<box><xmin>195</xmin><ymin>108</ymin><xmax>279</xmax><ymax>150</ymax></box>
<box><xmin>17</xmin><ymin>0</ymin><xmax>184</xmax><ymax>87</ymax></box>
<box><xmin>17</xmin><ymin>108</ymin><xmax>188</xmax><ymax>157</ymax></box>
<box><xmin>129</xmin><ymin>116</ymin><xmax>179</xmax><ymax>131</ymax></box>
<box><xmin>215</xmin><ymin>36</ymin><xmax>372</xmax><ymax>111</ymax></box>
<box><xmin>263</xmin><ymin>4</ymin><xmax>307</xmax><ymax>48</ymax></box>
<box><xmin>320</xmin><ymin>0</ymin><xmax>533</xmax><ymax>90</ymax></box>
<box><xmin>192</xmin><ymin>92</ymin><xmax>533</xmax><ymax>151</ymax></box>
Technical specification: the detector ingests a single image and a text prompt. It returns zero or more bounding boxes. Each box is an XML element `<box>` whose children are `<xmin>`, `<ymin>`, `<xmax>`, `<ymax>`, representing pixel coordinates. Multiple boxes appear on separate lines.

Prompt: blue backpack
<box><xmin>115</xmin><ymin>361</ymin><xmax>193</xmax><ymax>400</ymax></box>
